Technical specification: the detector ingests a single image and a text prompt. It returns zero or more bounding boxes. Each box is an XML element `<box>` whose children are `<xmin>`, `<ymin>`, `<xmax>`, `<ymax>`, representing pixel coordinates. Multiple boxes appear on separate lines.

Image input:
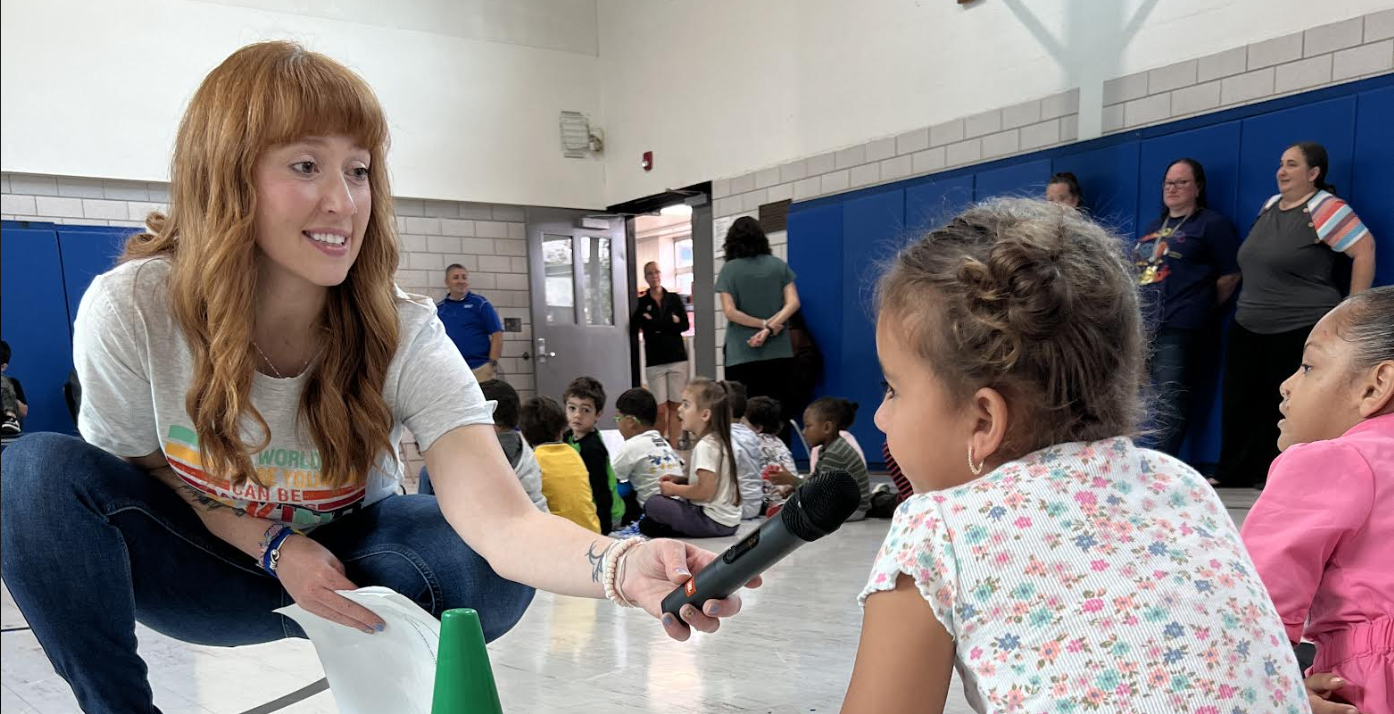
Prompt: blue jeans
<box><xmin>1145</xmin><ymin>327</ymin><xmax>1200</xmax><ymax>457</ymax></box>
<box><xmin>0</xmin><ymin>433</ymin><xmax>534</xmax><ymax>714</ymax></box>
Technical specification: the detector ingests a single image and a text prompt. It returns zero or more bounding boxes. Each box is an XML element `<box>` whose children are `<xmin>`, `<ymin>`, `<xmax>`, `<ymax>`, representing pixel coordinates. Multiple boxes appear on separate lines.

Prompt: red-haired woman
<box><xmin>0</xmin><ymin>42</ymin><xmax>754</xmax><ymax>708</ymax></box>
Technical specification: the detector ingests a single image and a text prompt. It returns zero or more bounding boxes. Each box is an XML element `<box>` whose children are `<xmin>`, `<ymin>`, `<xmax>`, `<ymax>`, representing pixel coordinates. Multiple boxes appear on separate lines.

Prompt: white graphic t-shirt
<box><xmin>611</xmin><ymin>429</ymin><xmax>684</xmax><ymax>506</ymax></box>
<box><xmin>74</xmin><ymin>258</ymin><xmax>494</xmax><ymax>528</ymax></box>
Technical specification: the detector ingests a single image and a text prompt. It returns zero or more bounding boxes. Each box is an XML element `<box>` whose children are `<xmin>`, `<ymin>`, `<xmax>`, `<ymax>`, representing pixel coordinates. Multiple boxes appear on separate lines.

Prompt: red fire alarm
<box><xmin>641</xmin><ymin>151</ymin><xmax>654</xmax><ymax>171</ymax></box>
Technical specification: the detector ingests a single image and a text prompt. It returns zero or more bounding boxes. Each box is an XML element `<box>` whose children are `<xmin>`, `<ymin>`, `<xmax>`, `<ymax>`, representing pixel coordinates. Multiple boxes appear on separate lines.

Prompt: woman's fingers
<box><xmin>701</xmin><ymin>594</ymin><xmax>743</xmax><ymax>618</ymax></box>
<box><xmin>678</xmin><ymin>604</ymin><xmax>721</xmax><ymax>634</ymax></box>
<box><xmin>319</xmin><ymin>591</ymin><xmax>383</xmax><ymax>634</ymax></box>
<box><xmin>660</xmin><ymin>612</ymin><xmax>691</xmax><ymax>642</ymax></box>
<box><xmin>320</xmin><ymin>570</ymin><xmax>384</xmax><ymax>633</ymax></box>
<box><xmin>303</xmin><ymin>597</ymin><xmax>377</xmax><ymax>634</ymax></box>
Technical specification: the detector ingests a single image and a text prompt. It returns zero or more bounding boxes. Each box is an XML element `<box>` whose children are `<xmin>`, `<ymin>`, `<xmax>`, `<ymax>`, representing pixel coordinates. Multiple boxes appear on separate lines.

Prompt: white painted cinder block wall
<box><xmin>598</xmin><ymin>0</ymin><xmax>1393</xmax><ymax>206</ymax></box>
<box><xmin>0</xmin><ymin>0</ymin><xmax>606</xmax><ymax>209</ymax></box>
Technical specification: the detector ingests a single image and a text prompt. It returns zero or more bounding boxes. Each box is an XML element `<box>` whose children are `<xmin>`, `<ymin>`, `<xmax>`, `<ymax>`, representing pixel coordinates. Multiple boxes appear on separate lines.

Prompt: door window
<box><xmin>542</xmin><ymin>234</ymin><xmax>575</xmax><ymax>325</ymax></box>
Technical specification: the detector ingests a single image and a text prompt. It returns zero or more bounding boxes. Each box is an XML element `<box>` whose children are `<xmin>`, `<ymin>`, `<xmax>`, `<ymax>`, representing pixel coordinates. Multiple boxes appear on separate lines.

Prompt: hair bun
<box><xmin>954</xmin><ymin>212</ymin><xmax>1075</xmax><ymax>370</ymax></box>
<box><xmin>876</xmin><ymin>198</ymin><xmax>1145</xmax><ymax>457</ymax></box>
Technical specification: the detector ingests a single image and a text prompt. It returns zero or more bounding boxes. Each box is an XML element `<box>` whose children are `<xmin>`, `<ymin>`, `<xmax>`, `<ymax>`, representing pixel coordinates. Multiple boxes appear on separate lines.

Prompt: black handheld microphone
<box><xmin>661</xmin><ymin>470</ymin><xmax>862</xmax><ymax>617</ymax></box>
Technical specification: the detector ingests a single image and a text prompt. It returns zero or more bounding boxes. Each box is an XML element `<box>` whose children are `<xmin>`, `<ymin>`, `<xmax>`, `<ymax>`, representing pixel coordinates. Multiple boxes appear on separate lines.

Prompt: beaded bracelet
<box><xmin>602</xmin><ymin>537</ymin><xmax>645</xmax><ymax>608</ymax></box>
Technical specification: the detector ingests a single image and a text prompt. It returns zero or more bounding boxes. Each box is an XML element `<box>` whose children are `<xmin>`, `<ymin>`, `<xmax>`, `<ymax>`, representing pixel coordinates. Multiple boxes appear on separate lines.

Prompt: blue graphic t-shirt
<box><xmin>1134</xmin><ymin>207</ymin><xmax>1240</xmax><ymax>331</ymax></box>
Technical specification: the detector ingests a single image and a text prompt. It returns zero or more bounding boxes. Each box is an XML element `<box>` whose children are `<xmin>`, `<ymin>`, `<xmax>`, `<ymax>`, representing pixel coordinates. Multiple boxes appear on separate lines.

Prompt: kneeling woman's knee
<box><xmin>476</xmin><ymin>576</ymin><xmax>534</xmax><ymax>642</ymax></box>
<box><xmin>1</xmin><ymin>433</ymin><xmax>102</xmax><ymax>506</ymax></box>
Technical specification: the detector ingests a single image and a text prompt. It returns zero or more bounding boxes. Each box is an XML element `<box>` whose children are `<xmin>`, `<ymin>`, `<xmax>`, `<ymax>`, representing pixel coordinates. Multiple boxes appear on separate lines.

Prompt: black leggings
<box><xmin>1214</xmin><ymin>321</ymin><xmax>1311</xmax><ymax>487</ymax></box>
<box><xmin>724</xmin><ymin>357</ymin><xmax>795</xmax><ymax>423</ymax></box>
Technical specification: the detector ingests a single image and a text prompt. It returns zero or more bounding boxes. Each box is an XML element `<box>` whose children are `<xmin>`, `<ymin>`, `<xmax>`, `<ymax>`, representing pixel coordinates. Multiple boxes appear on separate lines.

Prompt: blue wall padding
<box><xmin>1</xmin><ymin>227</ymin><xmax>77</xmax><ymax>435</ymax></box>
<box><xmin>1053</xmin><ymin>143</ymin><xmax>1141</xmax><ymax>239</ymax></box>
<box><xmin>788</xmin><ymin>76</ymin><xmax>1393</xmax><ymax>473</ymax></box>
<box><xmin>975</xmin><ymin>159</ymin><xmax>1052</xmax><ymax>202</ymax></box>
<box><xmin>58</xmin><ymin>227</ymin><xmax>139</xmax><ymax>332</ymax></box>
<box><xmin>787</xmin><ymin>202</ymin><xmax>846</xmax><ymax>393</ymax></box>
<box><xmin>904</xmin><ymin>175</ymin><xmax>975</xmax><ymax>235</ymax></box>
<box><xmin>839</xmin><ymin>188</ymin><xmax>904</xmax><ymax>459</ymax></box>
<box><xmin>1351</xmin><ymin>86</ymin><xmax>1394</xmax><ymax>287</ymax></box>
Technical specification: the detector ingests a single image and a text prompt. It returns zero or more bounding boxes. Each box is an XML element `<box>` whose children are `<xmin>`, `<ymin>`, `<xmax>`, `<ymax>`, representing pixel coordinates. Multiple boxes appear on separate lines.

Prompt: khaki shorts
<box><xmin>645</xmin><ymin>361</ymin><xmax>688</xmax><ymax>404</ymax></box>
<box><xmin>472</xmin><ymin>362</ymin><xmax>497</xmax><ymax>383</ymax></box>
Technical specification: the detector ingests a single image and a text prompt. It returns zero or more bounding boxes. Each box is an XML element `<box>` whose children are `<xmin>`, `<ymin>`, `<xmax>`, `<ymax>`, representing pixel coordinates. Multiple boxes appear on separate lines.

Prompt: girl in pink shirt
<box><xmin>1242</xmin><ymin>285</ymin><xmax>1393</xmax><ymax>714</ymax></box>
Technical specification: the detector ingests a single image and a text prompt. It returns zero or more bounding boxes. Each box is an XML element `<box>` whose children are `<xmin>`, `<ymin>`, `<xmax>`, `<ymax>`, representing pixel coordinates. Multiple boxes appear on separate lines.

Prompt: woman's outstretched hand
<box><xmin>619</xmin><ymin>538</ymin><xmax>761</xmax><ymax>641</ymax></box>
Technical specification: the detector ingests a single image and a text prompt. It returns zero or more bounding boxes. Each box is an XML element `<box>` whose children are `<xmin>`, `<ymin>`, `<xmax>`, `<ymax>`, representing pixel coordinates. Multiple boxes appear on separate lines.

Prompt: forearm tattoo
<box><xmin>181</xmin><ymin>485</ymin><xmax>249</xmax><ymax>517</ymax></box>
<box><xmin>154</xmin><ymin>467</ymin><xmax>249</xmax><ymax>518</ymax></box>
<box><xmin>587</xmin><ymin>540</ymin><xmax>618</xmax><ymax>583</ymax></box>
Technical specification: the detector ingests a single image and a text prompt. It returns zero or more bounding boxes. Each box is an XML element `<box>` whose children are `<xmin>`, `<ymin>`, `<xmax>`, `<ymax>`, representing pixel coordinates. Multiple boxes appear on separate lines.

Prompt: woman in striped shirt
<box><xmin>1215</xmin><ymin>141</ymin><xmax>1376</xmax><ymax>488</ymax></box>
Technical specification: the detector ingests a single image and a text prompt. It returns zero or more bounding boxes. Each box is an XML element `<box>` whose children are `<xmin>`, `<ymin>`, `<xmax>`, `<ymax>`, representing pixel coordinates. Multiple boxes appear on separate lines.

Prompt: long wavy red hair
<box><xmin>123</xmin><ymin>41</ymin><xmax>400</xmax><ymax>488</ymax></box>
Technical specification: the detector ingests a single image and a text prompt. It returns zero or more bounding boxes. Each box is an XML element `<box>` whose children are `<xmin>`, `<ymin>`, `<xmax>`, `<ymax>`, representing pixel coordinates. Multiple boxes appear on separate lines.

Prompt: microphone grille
<box><xmin>780</xmin><ymin>470</ymin><xmax>862</xmax><ymax>541</ymax></box>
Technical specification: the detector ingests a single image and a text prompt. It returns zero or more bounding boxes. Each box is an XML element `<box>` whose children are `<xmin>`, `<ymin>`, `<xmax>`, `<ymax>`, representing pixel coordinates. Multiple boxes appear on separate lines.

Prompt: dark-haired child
<box><xmin>841</xmin><ymin>199</ymin><xmax>1302</xmax><ymax>713</ymax></box>
<box><xmin>562</xmin><ymin>376</ymin><xmax>623</xmax><ymax>533</ymax></box>
<box><xmin>639</xmin><ymin>379</ymin><xmax>742</xmax><ymax>539</ymax></box>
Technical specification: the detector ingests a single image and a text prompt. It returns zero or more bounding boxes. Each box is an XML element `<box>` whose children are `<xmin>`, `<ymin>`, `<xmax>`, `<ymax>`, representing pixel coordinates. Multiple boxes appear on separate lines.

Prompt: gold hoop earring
<box><xmin>968</xmin><ymin>445</ymin><xmax>985</xmax><ymax>476</ymax></box>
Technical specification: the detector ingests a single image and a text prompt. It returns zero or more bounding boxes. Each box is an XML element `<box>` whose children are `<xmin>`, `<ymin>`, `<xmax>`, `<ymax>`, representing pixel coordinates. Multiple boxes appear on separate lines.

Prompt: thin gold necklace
<box><xmin>252</xmin><ymin>341</ymin><xmax>316</xmax><ymax>379</ymax></box>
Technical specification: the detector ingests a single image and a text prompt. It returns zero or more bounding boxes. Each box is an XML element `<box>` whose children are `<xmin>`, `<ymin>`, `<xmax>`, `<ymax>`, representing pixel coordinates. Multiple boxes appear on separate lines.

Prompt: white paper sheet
<box><xmin>276</xmin><ymin>587</ymin><xmax>440</xmax><ymax>714</ymax></box>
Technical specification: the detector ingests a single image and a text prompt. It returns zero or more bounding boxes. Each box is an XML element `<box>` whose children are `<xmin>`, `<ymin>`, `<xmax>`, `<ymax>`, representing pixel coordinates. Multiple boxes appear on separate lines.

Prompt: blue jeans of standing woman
<box><xmin>0</xmin><ymin>433</ymin><xmax>534</xmax><ymax>714</ymax></box>
<box><xmin>1146</xmin><ymin>327</ymin><xmax>1199</xmax><ymax>457</ymax></box>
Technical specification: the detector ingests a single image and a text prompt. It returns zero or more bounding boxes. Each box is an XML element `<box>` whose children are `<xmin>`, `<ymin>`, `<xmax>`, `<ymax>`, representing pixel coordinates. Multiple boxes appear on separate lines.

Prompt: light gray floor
<box><xmin>0</xmin><ymin>490</ymin><xmax>1259</xmax><ymax>714</ymax></box>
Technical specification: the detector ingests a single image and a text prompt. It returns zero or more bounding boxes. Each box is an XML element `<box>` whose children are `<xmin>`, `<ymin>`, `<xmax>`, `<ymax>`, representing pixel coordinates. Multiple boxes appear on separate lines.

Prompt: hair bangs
<box><xmin>252</xmin><ymin>46</ymin><xmax>389</xmax><ymax>158</ymax></box>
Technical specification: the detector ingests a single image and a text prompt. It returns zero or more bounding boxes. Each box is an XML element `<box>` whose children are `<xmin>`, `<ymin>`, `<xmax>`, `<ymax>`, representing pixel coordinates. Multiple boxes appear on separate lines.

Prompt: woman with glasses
<box><xmin>1134</xmin><ymin>158</ymin><xmax>1241</xmax><ymax>459</ymax></box>
<box><xmin>1215</xmin><ymin>141</ymin><xmax>1376</xmax><ymax>488</ymax></box>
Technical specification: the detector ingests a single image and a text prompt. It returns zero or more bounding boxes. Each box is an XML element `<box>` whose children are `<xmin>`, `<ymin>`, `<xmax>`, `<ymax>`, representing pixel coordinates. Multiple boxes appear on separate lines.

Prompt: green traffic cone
<box><xmin>432</xmin><ymin>608</ymin><xmax>503</xmax><ymax>714</ymax></box>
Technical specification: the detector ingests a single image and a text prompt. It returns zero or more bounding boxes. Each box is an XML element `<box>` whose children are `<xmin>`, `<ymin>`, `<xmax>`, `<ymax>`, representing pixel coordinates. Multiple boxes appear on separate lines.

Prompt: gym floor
<box><xmin>0</xmin><ymin>490</ymin><xmax>1260</xmax><ymax>714</ymax></box>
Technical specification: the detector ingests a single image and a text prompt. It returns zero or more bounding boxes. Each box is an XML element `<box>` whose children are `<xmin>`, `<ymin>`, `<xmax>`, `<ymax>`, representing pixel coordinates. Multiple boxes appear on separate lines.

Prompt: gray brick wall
<box><xmin>1101</xmin><ymin>12</ymin><xmax>1393</xmax><ymax>133</ymax></box>
<box><xmin>0</xmin><ymin>171</ymin><xmax>537</xmax><ymax>406</ymax></box>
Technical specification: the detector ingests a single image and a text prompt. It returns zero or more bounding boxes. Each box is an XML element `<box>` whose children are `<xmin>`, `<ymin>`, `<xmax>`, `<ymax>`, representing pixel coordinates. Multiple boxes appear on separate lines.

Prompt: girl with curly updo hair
<box><xmin>842</xmin><ymin>198</ymin><xmax>1304</xmax><ymax>714</ymax></box>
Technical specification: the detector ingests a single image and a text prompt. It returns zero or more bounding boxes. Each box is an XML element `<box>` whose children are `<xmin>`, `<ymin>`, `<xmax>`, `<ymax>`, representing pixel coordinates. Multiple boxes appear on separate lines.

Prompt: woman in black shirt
<box><xmin>632</xmin><ymin>261</ymin><xmax>690</xmax><ymax>444</ymax></box>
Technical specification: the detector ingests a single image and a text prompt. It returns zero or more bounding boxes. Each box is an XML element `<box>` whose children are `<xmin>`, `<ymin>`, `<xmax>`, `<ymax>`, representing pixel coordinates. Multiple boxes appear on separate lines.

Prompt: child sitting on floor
<box><xmin>562</xmin><ymin>376</ymin><xmax>623</xmax><ymax>533</ymax></box>
<box><xmin>417</xmin><ymin>379</ymin><xmax>547</xmax><ymax>513</ymax></box>
<box><xmin>1241</xmin><ymin>286</ymin><xmax>1393</xmax><ymax>714</ymax></box>
<box><xmin>809</xmin><ymin>397</ymin><xmax>866</xmax><ymax>471</ymax></box>
<box><xmin>722</xmin><ymin>381</ymin><xmax>765</xmax><ymax>520</ymax></box>
<box><xmin>611</xmin><ymin>387</ymin><xmax>684</xmax><ymax>531</ymax></box>
<box><xmin>745</xmin><ymin>396</ymin><xmax>796</xmax><ymax>475</ymax></box>
<box><xmin>638</xmin><ymin>378</ymin><xmax>742</xmax><ymax>539</ymax></box>
<box><xmin>520</xmin><ymin>396</ymin><xmax>600</xmax><ymax>533</ymax></box>
<box><xmin>840</xmin><ymin>198</ymin><xmax>1304</xmax><ymax>713</ymax></box>
<box><xmin>745</xmin><ymin>396</ymin><xmax>799</xmax><ymax>515</ymax></box>
<box><xmin>768</xmin><ymin>397</ymin><xmax>872</xmax><ymax>521</ymax></box>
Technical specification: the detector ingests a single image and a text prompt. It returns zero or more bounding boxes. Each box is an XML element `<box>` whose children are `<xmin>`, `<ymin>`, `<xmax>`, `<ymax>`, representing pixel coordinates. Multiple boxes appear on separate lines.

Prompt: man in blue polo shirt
<box><xmin>438</xmin><ymin>264</ymin><xmax>504</xmax><ymax>381</ymax></box>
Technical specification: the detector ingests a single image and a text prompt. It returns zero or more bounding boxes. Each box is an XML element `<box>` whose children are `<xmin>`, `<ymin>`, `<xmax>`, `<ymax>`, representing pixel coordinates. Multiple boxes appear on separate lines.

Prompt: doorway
<box><xmin>524</xmin><ymin>208</ymin><xmax>630</xmax><ymax>429</ymax></box>
<box><xmin>631</xmin><ymin>205</ymin><xmax>697</xmax><ymax>444</ymax></box>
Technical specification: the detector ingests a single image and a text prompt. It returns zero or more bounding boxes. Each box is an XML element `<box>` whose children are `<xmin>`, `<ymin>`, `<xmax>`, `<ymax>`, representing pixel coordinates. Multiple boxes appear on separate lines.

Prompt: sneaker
<box><xmin>1</xmin><ymin>415</ymin><xmax>20</xmax><ymax>436</ymax></box>
<box><xmin>609</xmin><ymin>520</ymin><xmax>644</xmax><ymax>539</ymax></box>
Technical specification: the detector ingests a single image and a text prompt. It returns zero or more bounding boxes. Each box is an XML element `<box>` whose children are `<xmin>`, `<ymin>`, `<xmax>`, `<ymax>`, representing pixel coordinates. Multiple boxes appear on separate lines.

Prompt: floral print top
<box><xmin>859</xmin><ymin>438</ymin><xmax>1307</xmax><ymax>713</ymax></box>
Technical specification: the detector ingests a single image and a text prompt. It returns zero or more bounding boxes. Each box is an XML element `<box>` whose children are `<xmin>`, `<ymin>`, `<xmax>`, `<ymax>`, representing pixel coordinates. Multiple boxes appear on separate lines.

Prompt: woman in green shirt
<box><xmin>715</xmin><ymin>217</ymin><xmax>801</xmax><ymax>423</ymax></box>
